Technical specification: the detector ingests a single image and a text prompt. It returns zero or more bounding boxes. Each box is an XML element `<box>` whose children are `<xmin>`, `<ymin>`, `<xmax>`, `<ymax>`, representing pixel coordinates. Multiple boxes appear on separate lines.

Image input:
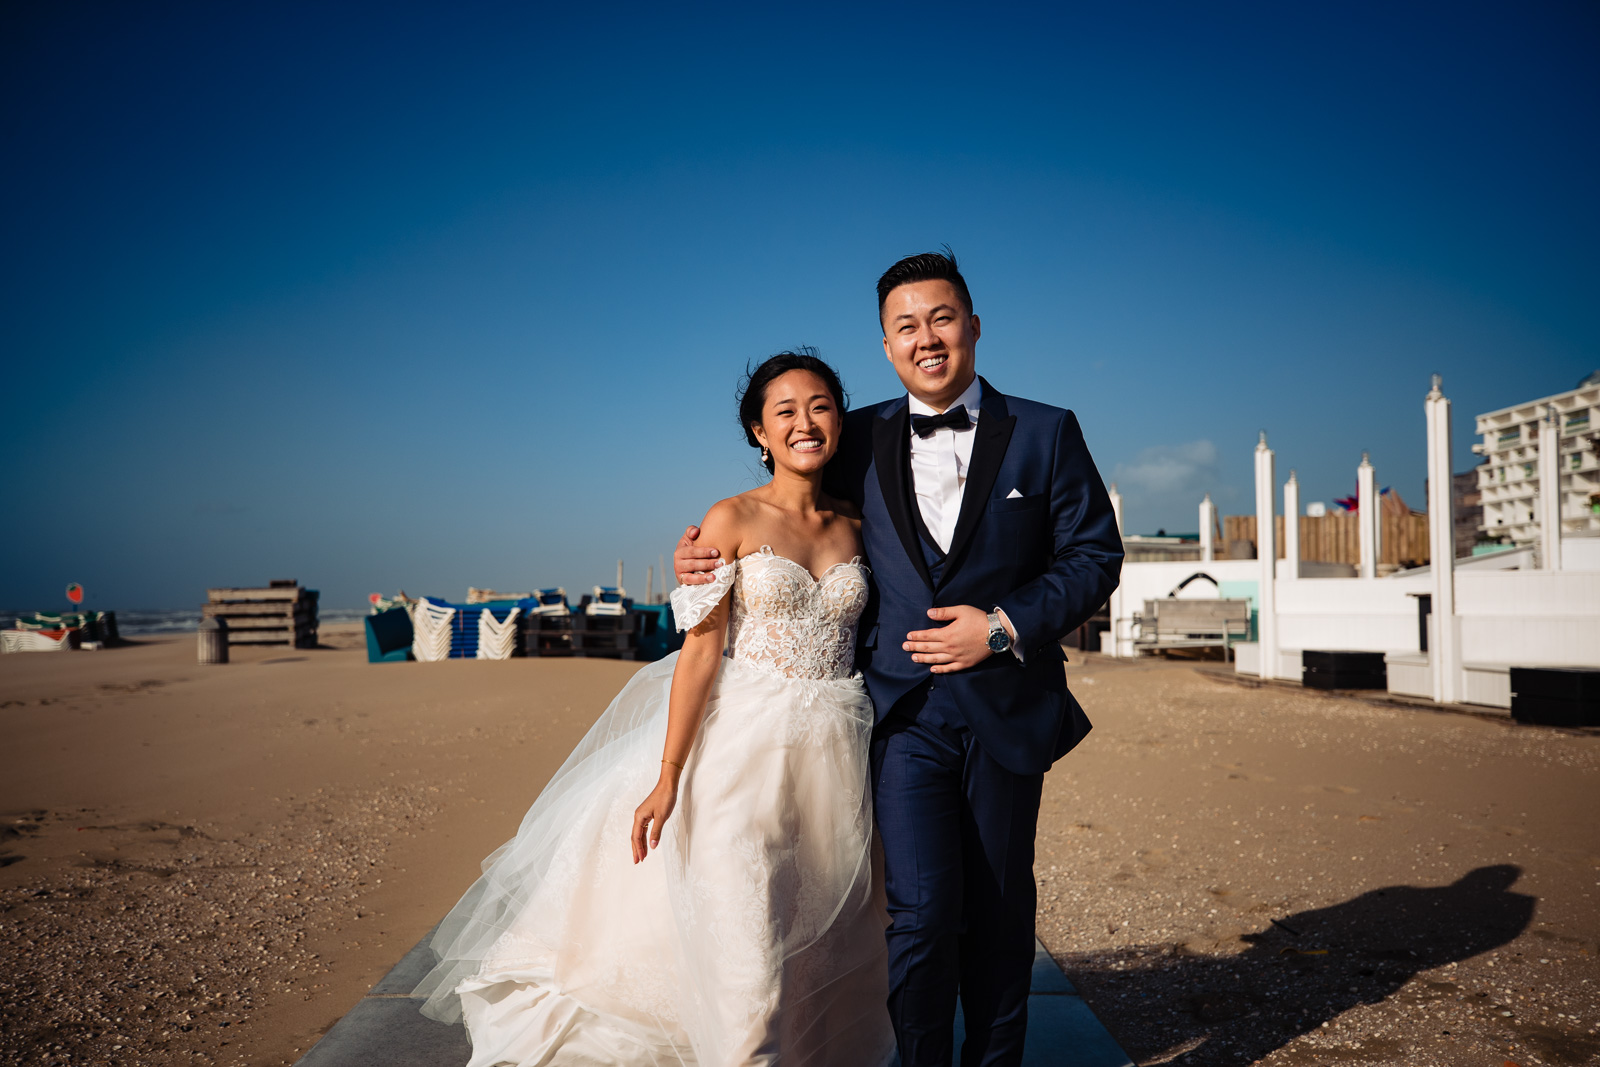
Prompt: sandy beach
<box><xmin>0</xmin><ymin>626</ymin><xmax>641</xmax><ymax>1065</ymax></box>
<box><xmin>1040</xmin><ymin>656</ymin><xmax>1600</xmax><ymax>1066</ymax></box>
<box><xmin>2</xmin><ymin>632</ymin><xmax>1597</xmax><ymax>1065</ymax></box>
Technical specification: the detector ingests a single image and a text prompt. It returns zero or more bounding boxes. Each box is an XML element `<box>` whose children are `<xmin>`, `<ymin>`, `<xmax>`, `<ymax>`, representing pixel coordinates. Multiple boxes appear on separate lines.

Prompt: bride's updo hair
<box><xmin>737</xmin><ymin>347</ymin><xmax>849</xmax><ymax>474</ymax></box>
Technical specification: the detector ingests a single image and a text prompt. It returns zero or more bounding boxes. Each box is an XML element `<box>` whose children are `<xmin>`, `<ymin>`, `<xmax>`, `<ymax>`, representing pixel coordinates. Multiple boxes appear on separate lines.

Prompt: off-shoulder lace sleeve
<box><xmin>669</xmin><ymin>560</ymin><xmax>736</xmax><ymax>631</ymax></box>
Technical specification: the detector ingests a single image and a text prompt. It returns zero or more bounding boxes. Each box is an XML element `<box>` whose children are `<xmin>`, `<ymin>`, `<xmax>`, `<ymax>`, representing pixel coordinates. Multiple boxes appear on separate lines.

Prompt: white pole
<box><xmin>646</xmin><ymin>565</ymin><xmax>654</xmax><ymax>605</ymax></box>
<box><xmin>617</xmin><ymin>559</ymin><xmax>624</xmax><ymax>593</ymax></box>
<box><xmin>1426</xmin><ymin>376</ymin><xmax>1459</xmax><ymax>703</ymax></box>
<box><xmin>1199</xmin><ymin>494</ymin><xmax>1215</xmax><ymax>562</ymax></box>
<box><xmin>1357</xmin><ymin>453</ymin><xmax>1377</xmax><ymax>579</ymax></box>
<box><xmin>1254</xmin><ymin>433</ymin><xmax>1278</xmax><ymax>679</ymax></box>
<box><xmin>1107</xmin><ymin>483</ymin><xmax>1126</xmax><ymax>657</ymax></box>
<box><xmin>1538</xmin><ymin>404</ymin><xmax>1563</xmax><ymax>571</ymax></box>
<box><xmin>1283</xmin><ymin>471</ymin><xmax>1300</xmax><ymax>581</ymax></box>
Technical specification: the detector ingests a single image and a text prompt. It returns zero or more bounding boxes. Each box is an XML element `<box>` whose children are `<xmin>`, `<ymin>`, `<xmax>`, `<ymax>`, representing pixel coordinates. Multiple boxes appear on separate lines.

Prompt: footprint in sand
<box><xmin>1215</xmin><ymin>762</ymin><xmax>1277</xmax><ymax>783</ymax></box>
<box><xmin>1</xmin><ymin>810</ymin><xmax>46</xmax><ymax>868</ymax></box>
<box><xmin>75</xmin><ymin>820</ymin><xmax>209</xmax><ymax>844</ymax></box>
<box><xmin>96</xmin><ymin>680</ymin><xmax>165</xmax><ymax>694</ymax></box>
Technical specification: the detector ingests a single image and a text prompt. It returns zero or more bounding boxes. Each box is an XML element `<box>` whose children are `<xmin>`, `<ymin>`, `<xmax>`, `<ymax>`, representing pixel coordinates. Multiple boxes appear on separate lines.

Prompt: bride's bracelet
<box><xmin>661</xmin><ymin>758</ymin><xmax>684</xmax><ymax>770</ymax></box>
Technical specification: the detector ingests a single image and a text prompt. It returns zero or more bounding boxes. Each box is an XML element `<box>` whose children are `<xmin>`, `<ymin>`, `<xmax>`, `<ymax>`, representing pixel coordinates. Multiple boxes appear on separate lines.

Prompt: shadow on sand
<box><xmin>1056</xmin><ymin>865</ymin><xmax>1598</xmax><ymax>1066</ymax></box>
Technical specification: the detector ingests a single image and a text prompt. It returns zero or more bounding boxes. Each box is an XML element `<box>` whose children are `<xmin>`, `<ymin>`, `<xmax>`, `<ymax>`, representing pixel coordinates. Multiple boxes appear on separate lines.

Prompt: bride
<box><xmin>414</xmin><ymin>351</ymin><xmax>896</xmax><ymax>1066</ymax></box>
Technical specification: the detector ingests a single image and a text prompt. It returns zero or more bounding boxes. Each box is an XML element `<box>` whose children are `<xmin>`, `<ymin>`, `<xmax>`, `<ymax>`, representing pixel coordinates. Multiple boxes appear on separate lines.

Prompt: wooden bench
<box><xmin>1133</xmin><ymin>598</ymin><xmax>1251</xmax><ymax>660</ymax></box>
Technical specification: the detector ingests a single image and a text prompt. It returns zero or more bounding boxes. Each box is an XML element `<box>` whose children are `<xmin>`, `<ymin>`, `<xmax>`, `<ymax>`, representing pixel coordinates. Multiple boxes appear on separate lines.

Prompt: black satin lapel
<box><xmin>943</xmin><ymin>406</ymin><xmax>1016</xmax><ymax>578</ymax></box>
<box><xmin>873</xmin><ymin>407</ymin><xmax>934</xmax><ymax>592</ymax></box>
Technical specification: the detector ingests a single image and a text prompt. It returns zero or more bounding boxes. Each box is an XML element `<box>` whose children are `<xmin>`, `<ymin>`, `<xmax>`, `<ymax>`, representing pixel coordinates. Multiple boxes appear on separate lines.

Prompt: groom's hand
<box><xmin>905</xmin><ymin>606</ymin><xmax>993</xmax><ymax>673</ymax></box>
<box><xmin>674</xmin><ymin>525</ymin><xmax>723</xmax><ymax>586</ymax></box>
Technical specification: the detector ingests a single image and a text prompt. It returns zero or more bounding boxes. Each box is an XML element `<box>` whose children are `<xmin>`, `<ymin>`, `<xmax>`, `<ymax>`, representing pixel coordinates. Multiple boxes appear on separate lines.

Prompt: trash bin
<box><xmin>198</xmin><ymin>616</ymin><xmax>229</xmax><ymax>665</ymax></box>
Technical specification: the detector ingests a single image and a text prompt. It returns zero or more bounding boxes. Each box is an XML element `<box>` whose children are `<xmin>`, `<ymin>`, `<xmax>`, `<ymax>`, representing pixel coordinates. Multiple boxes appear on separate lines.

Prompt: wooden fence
<box><xmin>1221</xmin><ymin>513</ymin><xmax>1430</xmax><ymax>566</ymax></box>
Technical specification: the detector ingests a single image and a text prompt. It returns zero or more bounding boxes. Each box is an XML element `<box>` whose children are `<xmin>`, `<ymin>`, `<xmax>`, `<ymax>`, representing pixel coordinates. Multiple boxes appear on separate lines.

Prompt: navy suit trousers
<box><xmin>871</xmin><ymin>682</ymin><xmax>1044</xmax><ymax>1067</ymax></box>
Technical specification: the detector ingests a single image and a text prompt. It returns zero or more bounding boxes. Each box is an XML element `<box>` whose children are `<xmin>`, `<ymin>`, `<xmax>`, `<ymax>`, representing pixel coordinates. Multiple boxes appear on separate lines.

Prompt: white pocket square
<box><xmin>1006</xmin><ymin>488</ymin><xmax>1023</xmax><ymax>499</ymax></box>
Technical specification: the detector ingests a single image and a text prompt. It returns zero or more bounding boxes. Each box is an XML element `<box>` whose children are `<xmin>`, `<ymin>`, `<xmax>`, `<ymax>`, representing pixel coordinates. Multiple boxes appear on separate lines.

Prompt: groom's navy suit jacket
<box><xmin>828</xmin><ymin>378</ymin><xmax>1123</xmax><ymax>776</ymax></box>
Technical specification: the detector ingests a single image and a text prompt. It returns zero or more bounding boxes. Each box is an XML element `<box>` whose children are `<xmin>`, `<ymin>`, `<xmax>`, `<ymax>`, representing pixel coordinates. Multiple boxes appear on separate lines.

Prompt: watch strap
<box><xmin>986</xmin><ymin>609</ymin><xmax>1011</xmax><ymax>651</ymax></box>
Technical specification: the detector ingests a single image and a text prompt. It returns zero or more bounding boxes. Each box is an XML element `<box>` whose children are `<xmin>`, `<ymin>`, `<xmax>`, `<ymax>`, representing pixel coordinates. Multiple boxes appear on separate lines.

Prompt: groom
<box><xmin>676</xmin><ymin>250</ymin><xmax>1122</xmax><ymax>1066</ymax></box>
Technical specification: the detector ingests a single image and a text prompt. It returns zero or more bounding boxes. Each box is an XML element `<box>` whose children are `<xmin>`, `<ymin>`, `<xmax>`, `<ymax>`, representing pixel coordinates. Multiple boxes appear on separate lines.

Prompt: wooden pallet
<box><xmin>519</xmin><ymin>613</ymin><xmax>639</xmax><ymax>658</ymax></box>
<box><xmin>205</xmin><ymin>580</ymin><xmax>319</xmax><ymax>648</ymax></box>
<box><xmin>571</xmin><ymin>613</ymin><xmax>638</xmax><ymax>659</ymax></box>
<box><xmin>521</xmin><ymin>615</ymin><xmax>575</xmax><ymax>657</ymax></box>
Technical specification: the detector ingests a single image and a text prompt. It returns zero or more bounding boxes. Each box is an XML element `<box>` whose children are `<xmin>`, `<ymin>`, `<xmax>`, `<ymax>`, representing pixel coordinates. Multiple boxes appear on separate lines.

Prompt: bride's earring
<box><xmin>761</xmin><ymin>445</ymin><xmax>770</xmax><ymax>464</ymax></box>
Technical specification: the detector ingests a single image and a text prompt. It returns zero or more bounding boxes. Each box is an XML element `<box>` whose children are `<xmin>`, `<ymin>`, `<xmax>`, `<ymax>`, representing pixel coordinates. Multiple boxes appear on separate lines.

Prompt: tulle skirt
<box><xmin>413</xmin><ymin>652</ymin><xmax>895</xmax><ymax>1066</ymax></box>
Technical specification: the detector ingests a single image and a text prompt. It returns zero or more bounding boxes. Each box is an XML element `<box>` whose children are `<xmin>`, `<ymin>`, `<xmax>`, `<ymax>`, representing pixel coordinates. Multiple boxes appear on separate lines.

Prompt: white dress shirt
<box><xmin>907</xmin><ymin>375</ymin><xmax>983</xmax><ymax>554</ymax></box>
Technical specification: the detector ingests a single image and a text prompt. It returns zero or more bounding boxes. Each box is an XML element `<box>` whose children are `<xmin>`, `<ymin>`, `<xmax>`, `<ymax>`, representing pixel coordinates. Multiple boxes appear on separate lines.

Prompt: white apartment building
<box><xmin>1473</xmin><ymin>371</ymin><xmax>1600</xmax><ymax>544</ymax></box>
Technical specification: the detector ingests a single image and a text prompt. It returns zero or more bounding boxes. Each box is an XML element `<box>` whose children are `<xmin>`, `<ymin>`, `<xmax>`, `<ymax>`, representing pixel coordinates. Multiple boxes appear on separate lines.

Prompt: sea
<box><xmin>0</xmin><ymin>608</ymin><xmax>372</xmax><ymax>636</ymax></box>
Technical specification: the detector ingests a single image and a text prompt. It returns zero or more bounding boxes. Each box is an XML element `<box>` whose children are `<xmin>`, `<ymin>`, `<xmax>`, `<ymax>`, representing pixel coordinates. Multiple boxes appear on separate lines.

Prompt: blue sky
<box><xmin>3</xmin><ymin>2</ymin><xmax>1595</xmax><ymax>611</ymax></box>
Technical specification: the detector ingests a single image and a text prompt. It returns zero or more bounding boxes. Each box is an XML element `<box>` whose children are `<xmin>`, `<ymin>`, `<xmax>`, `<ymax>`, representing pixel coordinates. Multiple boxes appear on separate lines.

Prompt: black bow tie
<box><xmin>911</xmin><ymin>405</ymin><xmax>972</xmax><ymax>438</ymax></box>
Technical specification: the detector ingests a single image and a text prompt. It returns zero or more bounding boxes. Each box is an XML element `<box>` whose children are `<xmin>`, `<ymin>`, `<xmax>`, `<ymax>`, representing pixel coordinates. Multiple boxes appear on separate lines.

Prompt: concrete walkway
<box><xmin>295</xmin><ymin>933</ymin><xmax>1133</xmax><ymax>1066</ymax></box>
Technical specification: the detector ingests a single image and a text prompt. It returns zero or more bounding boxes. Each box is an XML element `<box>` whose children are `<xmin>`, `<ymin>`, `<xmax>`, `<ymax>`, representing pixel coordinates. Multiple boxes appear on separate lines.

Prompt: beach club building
<box><xmin>1101</xmin><ymin>374</ymin><xmax>1600</xmax><ymax>720</ymax></box>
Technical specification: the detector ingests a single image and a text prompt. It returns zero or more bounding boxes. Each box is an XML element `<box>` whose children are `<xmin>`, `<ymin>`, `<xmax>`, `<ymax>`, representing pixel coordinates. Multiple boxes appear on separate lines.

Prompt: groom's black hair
<box><xmin>876</xmin><ymin>246</ymin><xmax>973</xmax><ymax>325</ymax></box>
<box><xmin>737</xmin><ymin>347</ymin><xmax>849</xmax><ymax>474</ymax></box>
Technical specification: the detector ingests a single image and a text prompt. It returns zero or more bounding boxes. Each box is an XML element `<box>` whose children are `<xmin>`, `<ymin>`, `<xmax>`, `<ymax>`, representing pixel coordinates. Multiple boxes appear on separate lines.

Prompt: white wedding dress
<box><xmin>415</xmin><ymin>547</ymin><xmax>895</xmax><ymax>1067</ymax></box>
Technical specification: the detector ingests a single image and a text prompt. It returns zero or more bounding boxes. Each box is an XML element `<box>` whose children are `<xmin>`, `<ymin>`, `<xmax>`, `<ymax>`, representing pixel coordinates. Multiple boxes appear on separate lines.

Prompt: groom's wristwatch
<box><xmin>986</xmin><ymin>609</ymin><xmax>1012</xmax><ymax>654</ymax></box>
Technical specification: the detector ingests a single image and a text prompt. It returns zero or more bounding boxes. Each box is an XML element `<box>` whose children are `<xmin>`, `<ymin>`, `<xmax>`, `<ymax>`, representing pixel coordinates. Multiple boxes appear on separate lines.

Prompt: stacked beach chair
<box><xmin>477</xmin><ymin>606</ymin><xmax>521</xmax><ymax>659</ymax></box>
<box><xmin>572</xmin><ymin>586</ymin><xmax>638</xmax><ymax>659</ymax></box>
<box><xmin>13</xmin><ymin>611</ymin><xmax>117</xmax><ymax>642</ymax></box>
<box><xmin>410</xmin><ymin>600</ymin><xmax>455</xmax><ymax>662</ymax></box>
<box><xmin>522</xmin><ymin>588</ymin><xmax>575</xmax><ymax>657</ymax></box>
<box><xmin>2</xmin><ymin>611</ymin><xmax>120</xmax><ymax>653</ymax></box>
<box><xmin>410</xmin><ymin>598</ymin><xmax>525</xmax><ymax>660</ymax></box>
<box><xmin>2</xmin><ymin>628</ymin><xmax>78</xmax><ymax>653</ymax></box>
<box><xmin>203</xmin><ymin>581</ymin><xmax>319</xmax><ymax>648</ymax></box>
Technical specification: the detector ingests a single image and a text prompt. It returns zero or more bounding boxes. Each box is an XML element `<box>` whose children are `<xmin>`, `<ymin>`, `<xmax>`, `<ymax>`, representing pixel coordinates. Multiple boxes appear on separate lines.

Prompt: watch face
<box><xmin>988</xmin><ymin>628</ymin><xmax>1010</xmax><ymax>652</ymax></box>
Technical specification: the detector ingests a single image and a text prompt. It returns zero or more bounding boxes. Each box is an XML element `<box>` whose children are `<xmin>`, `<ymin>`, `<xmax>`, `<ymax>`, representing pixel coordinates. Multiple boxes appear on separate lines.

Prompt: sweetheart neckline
<box><xmin>730</xmin><ymin>545</ymin><xmax>867</xmax><ymax>585</ymax></box>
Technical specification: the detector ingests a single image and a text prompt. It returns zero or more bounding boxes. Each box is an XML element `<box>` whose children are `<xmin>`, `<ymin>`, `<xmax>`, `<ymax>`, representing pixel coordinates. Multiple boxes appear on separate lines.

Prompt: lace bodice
<box><xmin>670</xmin><ymin>546</ymin><xmax>869</xmax><ymax>681</ymax></box>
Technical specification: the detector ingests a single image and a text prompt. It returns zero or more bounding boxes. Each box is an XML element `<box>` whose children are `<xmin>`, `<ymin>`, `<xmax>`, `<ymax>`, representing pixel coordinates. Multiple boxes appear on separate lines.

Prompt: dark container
<box><xmin>1302</xmin><ymin>650</ymin><xmax>1386</xmax><ymax>690</ymax></box>
<box><xmin>1510</xmin><ymin>667</ymin><xmax>1600</xmax><ymax>726</ymax></box>
<box><xmin>1510</xmin><ymin>667</ymin><xmax>1600</xmax><ymax>701</ymax></box>
<box><xmin>1303</xmin><ymin>650</ymin><xmax>1386</xmax><ymax>673</ymax></box>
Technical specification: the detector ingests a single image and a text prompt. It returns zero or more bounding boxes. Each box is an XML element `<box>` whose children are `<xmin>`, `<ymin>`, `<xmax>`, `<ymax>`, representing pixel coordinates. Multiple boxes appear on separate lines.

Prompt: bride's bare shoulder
<box><xmin>701</xmin><ymin>494</ymin><xmax>761</xmax><ymax>527</ymax></box>
<box><xmin>699</xmin><ymin>496</ymin><xmax>757</xmax><ymax>559</ymax></box>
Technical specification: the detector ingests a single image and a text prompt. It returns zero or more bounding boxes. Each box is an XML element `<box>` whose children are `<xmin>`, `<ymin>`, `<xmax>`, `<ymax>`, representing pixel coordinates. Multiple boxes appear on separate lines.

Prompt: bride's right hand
<box><xmin>631</xmin><ymin>775</ymin><xmax>679</xmax><ymax>864</ymax></box>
